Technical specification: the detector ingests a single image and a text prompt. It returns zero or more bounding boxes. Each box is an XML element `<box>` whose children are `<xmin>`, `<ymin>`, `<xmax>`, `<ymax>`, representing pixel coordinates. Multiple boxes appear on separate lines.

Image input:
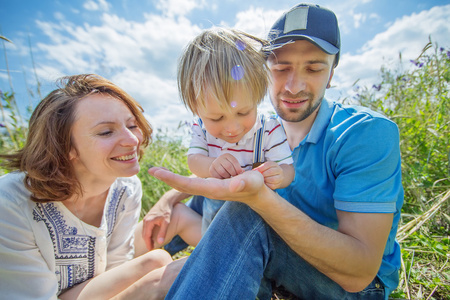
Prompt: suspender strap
<box><xmin>197</xmin><ymin>117</ymin><xmax>207</xmax><ymax>139</ymax></box>
<box><xmin>252</xmin><ymin>116</ymin><xmax>266</xmax><ymax>166</ymax></box>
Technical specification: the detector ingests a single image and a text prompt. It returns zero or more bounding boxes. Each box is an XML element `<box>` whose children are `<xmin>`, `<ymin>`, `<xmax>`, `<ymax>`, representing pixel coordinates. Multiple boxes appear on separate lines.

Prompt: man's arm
<box><xmin>148</xmin><ymin>167</ymin><xmax>392</xmax><ymax>292</ymax></box>
<box><xmin>249</xmin><ymin>188</ymin><xmax>392</xmax><ymax>292</ymax></box>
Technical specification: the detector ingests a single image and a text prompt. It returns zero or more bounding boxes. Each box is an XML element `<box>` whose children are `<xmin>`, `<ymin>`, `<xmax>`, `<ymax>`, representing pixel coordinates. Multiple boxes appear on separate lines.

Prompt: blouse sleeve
<box><xmin>105</xmin><ymin>176</ymin><xmax>142</xmax><ymax>270</ymax></box>
<box><xmin>0</xmin><ymin>184</ymin><xmax>58</xmax><ymax>300</ymax></box>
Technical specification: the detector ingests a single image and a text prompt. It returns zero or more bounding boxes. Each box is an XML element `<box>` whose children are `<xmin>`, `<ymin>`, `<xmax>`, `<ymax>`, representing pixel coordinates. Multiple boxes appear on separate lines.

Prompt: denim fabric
<box><xmin>201</xmin><ymin>198</ymin><xmax>225</xmax><ymax>234</ymax></box>
<box><xmin>166</xmin><ymin>201</ymin><xmax>385</xmax><ymax>300</ymax></box>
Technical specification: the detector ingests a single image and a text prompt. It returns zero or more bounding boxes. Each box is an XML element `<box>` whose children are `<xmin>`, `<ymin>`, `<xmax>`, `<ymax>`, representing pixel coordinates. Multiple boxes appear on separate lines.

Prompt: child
<box><xmin>149</xmin><ymin>27</ymin><xmax>294</xmax><ymax>250</ymax></box>
<box><xmin>179</xmin><ymin>27</ymin><xmax>294</xmax><ymax>234</ymax></box>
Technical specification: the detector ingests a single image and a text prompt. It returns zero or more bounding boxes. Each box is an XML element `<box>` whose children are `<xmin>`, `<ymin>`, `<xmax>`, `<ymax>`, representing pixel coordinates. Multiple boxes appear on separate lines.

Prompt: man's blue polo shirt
<box><xmin>277</xmin><ymin>99</ymin><xmax>404</xmax><ymax>298</ymax></box>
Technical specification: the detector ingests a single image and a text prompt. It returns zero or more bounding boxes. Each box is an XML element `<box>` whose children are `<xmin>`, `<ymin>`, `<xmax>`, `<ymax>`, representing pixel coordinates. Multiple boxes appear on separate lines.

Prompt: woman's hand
<box><xmin>141</xmin><ymin>189</ymin><xmax>190</xmax><ymax>251</ymax></box>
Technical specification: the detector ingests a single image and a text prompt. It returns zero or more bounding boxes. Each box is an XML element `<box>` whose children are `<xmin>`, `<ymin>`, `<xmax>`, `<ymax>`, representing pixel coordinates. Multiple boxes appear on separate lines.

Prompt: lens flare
<box><xmin>236</xmin><ymin>40</ymin><xmax>246</xmax><ymax>51</ymax></box>
<box><xmin>230</xmin><ymin>101</ymin><xmax>237</xmax><ymax>108</ymax></box>
<box><xmin>231</xmin><ymin>65</ymin><xmax>244</xmax><ymax>80</ymax></box>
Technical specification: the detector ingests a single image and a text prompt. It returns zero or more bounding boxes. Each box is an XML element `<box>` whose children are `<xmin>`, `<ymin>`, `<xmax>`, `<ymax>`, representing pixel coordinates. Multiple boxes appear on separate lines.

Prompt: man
<box><xmin>146</xmin><ymin>3</ymin><xmax>403</xmax><ymax>299</ymax></box>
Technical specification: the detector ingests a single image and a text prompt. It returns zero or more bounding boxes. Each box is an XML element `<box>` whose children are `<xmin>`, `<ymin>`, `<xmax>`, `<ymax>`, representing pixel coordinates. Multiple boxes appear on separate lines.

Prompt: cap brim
<box><xmin>263</xmin><ymin>35</ymin><xmax>339</xmax><ymax>55</ymax></box>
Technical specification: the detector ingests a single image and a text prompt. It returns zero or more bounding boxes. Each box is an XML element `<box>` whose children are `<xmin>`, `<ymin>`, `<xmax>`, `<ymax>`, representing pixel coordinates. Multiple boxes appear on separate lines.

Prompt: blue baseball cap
<box><xmin>265</xmin><ymin>3</ymin><xmax>340</xmax><ymax>65</ymax></box>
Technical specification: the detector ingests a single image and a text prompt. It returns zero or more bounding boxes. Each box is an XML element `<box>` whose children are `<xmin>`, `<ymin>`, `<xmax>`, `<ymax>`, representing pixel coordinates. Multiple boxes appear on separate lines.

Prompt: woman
<box><xmin>0</xmin><ymin>74</ymin><xmax>186</xmax><ymax>299</ymax></box>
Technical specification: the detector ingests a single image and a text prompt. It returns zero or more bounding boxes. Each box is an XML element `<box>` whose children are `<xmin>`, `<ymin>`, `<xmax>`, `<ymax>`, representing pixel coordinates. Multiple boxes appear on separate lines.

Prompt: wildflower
<box><xmin>447</xmin><ymin>51</ymin><xmax>450</xmax><ymax>60</ymax></box>
<box><xmin>440</xmin><ymin>47</ymin><xmax>444</xmax><ymax>52</ymax></box>
<box><xmin>0</xmin><ymin>123</ymin><xmax>5</xmax><ymax>128</ymax></box>
<box><xmin>372</xmin><ymin>84</ymin><xmax>381</xmax><ymax>91</ymax></box>
<box><xmin>410</xmin><ymin>59</ymin><xmax>424</xmax><ymax>68</ymax></box>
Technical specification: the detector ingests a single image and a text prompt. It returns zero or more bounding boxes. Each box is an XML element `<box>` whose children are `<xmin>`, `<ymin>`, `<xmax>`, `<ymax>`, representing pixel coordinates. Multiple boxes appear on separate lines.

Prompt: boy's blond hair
<box><xmin>178</xmin><ymin>27</ymin><xmax>269</xmax><ymax>115</ymax></box>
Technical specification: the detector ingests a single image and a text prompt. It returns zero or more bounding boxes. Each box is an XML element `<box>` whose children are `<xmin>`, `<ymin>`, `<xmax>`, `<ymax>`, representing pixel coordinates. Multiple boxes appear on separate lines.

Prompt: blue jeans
<box><xmin>202</xmin><ymin>198</ymin><xmax>225</xmax><ymax>234</ymax></box>
<box><xmin>166</xmin><ymin>201</ymin><xmax>385</xmax><ymax>300</ymax></box>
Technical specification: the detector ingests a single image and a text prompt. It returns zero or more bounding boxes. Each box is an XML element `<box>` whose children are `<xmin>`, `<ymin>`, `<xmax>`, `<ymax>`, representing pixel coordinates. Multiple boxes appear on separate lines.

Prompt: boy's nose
<box><xmin>225</xmin><ymin>121</ymin><xmax>241</xmax><ymax>135</ymax></box>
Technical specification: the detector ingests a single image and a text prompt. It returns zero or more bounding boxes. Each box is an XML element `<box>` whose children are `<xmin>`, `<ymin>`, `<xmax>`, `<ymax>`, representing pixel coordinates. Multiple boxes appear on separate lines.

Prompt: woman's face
<box><xmin>69</xmin><ymin>94</ymin><xmax>143</xmax><ymax>182</ymax></box>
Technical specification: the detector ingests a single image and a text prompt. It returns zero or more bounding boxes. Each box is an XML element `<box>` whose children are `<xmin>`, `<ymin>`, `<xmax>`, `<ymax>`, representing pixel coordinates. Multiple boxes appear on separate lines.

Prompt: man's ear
<box><xmin>326</xmin><ymin>68</ymin><xmax>335</xmax><ymax>89</ymax></box>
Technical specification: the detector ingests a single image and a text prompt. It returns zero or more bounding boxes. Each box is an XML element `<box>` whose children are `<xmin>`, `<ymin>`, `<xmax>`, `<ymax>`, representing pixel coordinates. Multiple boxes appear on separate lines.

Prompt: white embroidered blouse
<box><xmin>0</xmin><ymin>172</ymin><xmax>142</xmax><ymax>299</ymax></box>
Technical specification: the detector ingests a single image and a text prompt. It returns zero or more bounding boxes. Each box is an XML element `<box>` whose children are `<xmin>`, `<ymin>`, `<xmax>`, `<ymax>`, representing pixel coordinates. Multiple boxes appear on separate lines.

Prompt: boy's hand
<box><xmin>253</xmin><ymin>161</ymin><xmax>285</xmax><ymax>190</ymax></box>
<box><xmin>210</xmin><ymin>153</ymin><xmax>244</xmax><ymax>179</ymax></box>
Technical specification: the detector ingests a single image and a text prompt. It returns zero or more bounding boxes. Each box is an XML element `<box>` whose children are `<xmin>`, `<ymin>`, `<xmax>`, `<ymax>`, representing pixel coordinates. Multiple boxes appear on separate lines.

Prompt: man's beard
<box><xmin>272</xmin><ymin>92</ymin><xmax>323</xmax><ymax>123</ymax></box>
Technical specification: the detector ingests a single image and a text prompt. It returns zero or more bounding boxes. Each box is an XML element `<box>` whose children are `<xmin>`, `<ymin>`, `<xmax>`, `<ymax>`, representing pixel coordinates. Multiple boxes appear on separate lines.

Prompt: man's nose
<box><xmin>285</xmin><ymin>71</ymin><xmax>306</xmax><ymax>95</ymax></box>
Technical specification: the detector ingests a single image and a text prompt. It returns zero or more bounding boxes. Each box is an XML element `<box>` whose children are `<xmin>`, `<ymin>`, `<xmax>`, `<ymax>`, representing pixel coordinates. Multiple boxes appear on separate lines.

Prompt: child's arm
<box><xmin>254</xmin><ymin>162</ymin><xmax>295</xmax><ymax>190</ymax></box>
<box><xmin>188</xmin><ymin>153</ymin><xmax>244</xmax><ymax>179</ymax></box>
<box><xmin>187</xmin><ymin>154</ymin><xmax>216</xmax><ymax>178</ymax></box>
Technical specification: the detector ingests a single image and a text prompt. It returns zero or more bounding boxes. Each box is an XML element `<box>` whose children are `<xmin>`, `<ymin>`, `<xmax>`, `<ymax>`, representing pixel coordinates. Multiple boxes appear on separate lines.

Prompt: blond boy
<box><xmin>179</xmin><ymin>28</ymin><xmax>295</xmax><ymax>233</ymax></box>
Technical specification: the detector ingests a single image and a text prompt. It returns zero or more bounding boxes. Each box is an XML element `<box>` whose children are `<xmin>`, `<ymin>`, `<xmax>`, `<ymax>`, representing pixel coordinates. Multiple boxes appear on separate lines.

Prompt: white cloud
<box><xmin>32</xmin><ymin>9</ymin><xmax>204</xmax><ymax>131</ymax></box>
<box><xmin>155</xmin><ymin>0</ymin><xmax>207</xmax><ymax>17</ymax></box>
<box><xmin>54</xmin><ymin>12</ymin><xmax>65</xmax><ymax>21</ymax></box>
<box><xmin>109</xmin><ymin>68</ymin><xmax>179</xmax><ymax>113</ymax></box>
<box><xmin>83</xmin><ymin>0</ymin><xmax>110</xmax><ymax>11</ymax></box>
<box><xmin>352</xmin><ymin>13</ymin><xmax>366</xmax><ymax>29</ymax></box>
<box><xmin>369</xmin><ymin>13</ymin><xmax>380</xmax><ymax>22</ymax></box>
<box><xmin>333</xmin><ymin>4</ymin><xmax>450</xmax><ymax>100</ymax></box>
<box><xmin>233</xmin><ymin>6</ymin><xmax>282</xmax><ymax>38</ymax></box>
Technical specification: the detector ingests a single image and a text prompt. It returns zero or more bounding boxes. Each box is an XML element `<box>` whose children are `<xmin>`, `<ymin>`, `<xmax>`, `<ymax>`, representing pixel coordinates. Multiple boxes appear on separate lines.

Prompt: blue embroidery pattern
<box><xmin>33</xmin><ymin>202</ymin><xmax>95</xmax><ymax>293</ymax></box>
<box><xmin>106</xmin><ymin>187</ymin><xmax>126</xmax><ymax>237</ymax></box>
<box><xmin>32</xmin><ymin>184</ymin><xmax>128</xmax><ymax>295</ymax></box>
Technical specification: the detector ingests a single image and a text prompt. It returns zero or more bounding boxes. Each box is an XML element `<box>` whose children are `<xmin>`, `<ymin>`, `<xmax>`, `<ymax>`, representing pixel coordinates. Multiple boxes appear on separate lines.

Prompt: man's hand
<box><xmin>209</xmin><ymin>153</ymin><xmax>244</xmax><ymax>179</ymax></box>
<box><xmin>148</xmin><ymin>167</ymin><xmax>265</xmax><ymax>204</ymax></box>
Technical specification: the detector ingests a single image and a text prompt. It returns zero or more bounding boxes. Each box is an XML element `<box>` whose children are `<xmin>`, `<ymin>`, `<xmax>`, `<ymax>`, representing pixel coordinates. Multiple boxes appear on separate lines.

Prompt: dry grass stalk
<box><xmin>397</xmin><ymin>189</ymin><xmax>450</xmax><ymax>242</ymax></box>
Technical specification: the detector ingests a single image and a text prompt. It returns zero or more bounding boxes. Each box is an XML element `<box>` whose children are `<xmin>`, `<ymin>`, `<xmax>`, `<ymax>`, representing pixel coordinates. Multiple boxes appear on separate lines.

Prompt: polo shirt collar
<box><xmin>305</xmin><ymin>98</ymin><xmax>333</xmax><ymax>144</ymax></box>
<box><xmin>276</xmin><ymin>98</ymin><xmax>333</xmax><ymax>146</ymax></box>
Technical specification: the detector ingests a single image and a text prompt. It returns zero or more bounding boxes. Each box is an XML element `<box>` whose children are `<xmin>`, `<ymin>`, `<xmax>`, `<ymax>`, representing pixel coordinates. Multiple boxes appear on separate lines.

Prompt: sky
<box><xmin>1</xmin><ymin>0</ymin><xmax>450</xmax><ymax>135</ymax></box>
